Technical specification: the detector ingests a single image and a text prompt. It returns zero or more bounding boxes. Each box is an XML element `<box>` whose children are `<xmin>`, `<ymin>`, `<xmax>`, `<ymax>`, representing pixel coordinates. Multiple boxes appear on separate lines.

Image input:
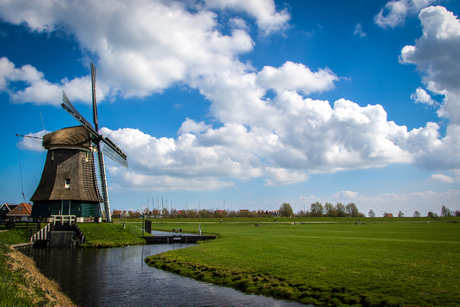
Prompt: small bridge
<box><xmin>142</xmin><ymin>229</ymin><xmax>215</xmax><ymax>244</ymax></box>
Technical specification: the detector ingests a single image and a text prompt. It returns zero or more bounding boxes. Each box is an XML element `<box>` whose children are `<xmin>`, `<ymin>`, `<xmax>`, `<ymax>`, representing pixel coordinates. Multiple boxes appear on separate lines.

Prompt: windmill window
<box><xmin>65</xmin><ymin>178</ymin><xmax>71</xmax><ymax>189</ymax></box>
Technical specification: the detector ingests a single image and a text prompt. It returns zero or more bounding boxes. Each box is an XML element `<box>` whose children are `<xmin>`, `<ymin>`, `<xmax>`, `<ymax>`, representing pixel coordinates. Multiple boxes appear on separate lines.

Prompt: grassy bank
<box><xmin>0</xmin><ymin>229</ymin><xmax>75</xmax><ymax>307</ymax></box>
<box><xmin>77</xmin><ymin>222</ymin><xmax>146</xmax><ymax>247</ymax></box>
<box><xmin>145</xmin><ymin>219</ymin><xmax>460</xmax><ymax>306</ymax></box>
<box><xmin>116</xmin><ymin>215</ymin><xmax>457</xmax><ymax>225</ymax></box>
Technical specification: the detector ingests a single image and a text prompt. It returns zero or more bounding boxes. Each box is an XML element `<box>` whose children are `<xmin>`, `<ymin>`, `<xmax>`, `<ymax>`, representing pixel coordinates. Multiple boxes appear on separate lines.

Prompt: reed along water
<box><xmin>21</xmin><ymin>244</ymin><xmax>309</xmax><ymax>307</ymax></box>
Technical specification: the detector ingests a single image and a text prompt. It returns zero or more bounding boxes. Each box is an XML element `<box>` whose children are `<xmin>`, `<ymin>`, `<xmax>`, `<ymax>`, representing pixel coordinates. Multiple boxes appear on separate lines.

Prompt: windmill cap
<box><xmin>43</xmin><ymin>126</ymin><xmax>92</xmax><ymax>150</ymax></box>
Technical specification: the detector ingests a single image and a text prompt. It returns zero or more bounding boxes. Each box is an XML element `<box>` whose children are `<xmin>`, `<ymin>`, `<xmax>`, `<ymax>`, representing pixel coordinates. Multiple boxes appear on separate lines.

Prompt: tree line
<box><xmin>279</xmin><ymin>202</ymin><xmax>363</xmax><ymax>218</ymax></box>
<box><xmin>138</xmin><ymin>203</ymin><xmax>459</xmax><ymax>219</ymax></box>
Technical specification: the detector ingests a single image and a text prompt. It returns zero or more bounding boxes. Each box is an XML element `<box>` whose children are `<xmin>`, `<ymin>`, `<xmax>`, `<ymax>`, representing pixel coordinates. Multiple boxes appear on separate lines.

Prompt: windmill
<box><xmin>61</xmin><ymin>63</ymin><xmax>127</xmax><ymax>222</ymax></box>
<box><xmin>30</xmin><ymin>63</ymin><xmax>127</xmax><ymax>223</ymax></box>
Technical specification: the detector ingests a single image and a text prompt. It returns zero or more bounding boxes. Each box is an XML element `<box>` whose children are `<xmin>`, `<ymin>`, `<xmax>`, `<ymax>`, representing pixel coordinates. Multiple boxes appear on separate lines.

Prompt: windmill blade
<box><xmin>61</xmin><ymin>91</ymin><xmax>99</xmax><ymax>137</ymax></box>
<box><xmin>101</xmin><ymin>137</ymin><xmax>128</xmax><ymax>168</ymax></box>
<box><xmin>91</xmin><ymin>62</ymin><xmax>99</xmax><ymax>131</ymax></box>
<box><xmin>95</xmin><ymin>141</ymin><xmax>111</xmax><ymax>222</ymax></box>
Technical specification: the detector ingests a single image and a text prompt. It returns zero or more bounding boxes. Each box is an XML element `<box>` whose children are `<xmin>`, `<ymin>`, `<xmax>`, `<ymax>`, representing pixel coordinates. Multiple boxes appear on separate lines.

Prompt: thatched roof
<box><xmin>30</xmin><ymin>149</ymin><xmax>101</xmax><ymax>202</ymax></box>
<box><xmin>43</xmin><ymin>126</ymin><xmax>92</xmax><ymax>150</ymax></box>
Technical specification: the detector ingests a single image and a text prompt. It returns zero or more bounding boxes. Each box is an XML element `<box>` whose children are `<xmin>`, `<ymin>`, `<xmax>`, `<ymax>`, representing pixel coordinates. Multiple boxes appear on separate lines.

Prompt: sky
<box><xmin>1</xmin><ymin>0</ymin><xmax>460</xmax><ymax>217</ymax></box>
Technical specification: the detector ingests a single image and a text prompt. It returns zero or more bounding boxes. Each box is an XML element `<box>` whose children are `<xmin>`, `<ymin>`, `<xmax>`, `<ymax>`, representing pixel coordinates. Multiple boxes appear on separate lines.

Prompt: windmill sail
<box><xmin>61</xmin><ymin>63</ymin><xmax>127</xmax><ymax>223</ymax></box>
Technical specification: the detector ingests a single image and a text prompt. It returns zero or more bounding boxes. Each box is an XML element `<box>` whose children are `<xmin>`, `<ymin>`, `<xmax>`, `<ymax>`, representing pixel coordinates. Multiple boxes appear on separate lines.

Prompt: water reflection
<box><xmin>22</xmin><ymin>245</ymin><xmax>309</xmax><ymax>307</ymax></box>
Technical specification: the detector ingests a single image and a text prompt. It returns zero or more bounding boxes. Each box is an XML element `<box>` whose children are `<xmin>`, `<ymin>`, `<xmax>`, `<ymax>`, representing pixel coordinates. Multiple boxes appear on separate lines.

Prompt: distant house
<box><xmin>384</xmin><ymin>213</ymin><xmax>393</xmax><ymax>218</ymax></box>
<box><xmin>6</xmin><ymin>203</ymin><xmax>33</xmax><ymax>222</ymax></box>
<box><xmin>112</xmin><ymin>210</ymin><xmax>122</xmax><ymax>219</ymax></box>
<box><xmin>0</xmin><ymin>203</ymin><xmax>18</xmax><ymax>221</ymax></box>
<box><xmin>176</xmin><ymin>210</ymin><xmax>186</xmax><ymax>216</ymax></box>
<box><xmin>151</xmin><ymin>210</ymin><xmax>161</xmax><ymax>216</ymax></box>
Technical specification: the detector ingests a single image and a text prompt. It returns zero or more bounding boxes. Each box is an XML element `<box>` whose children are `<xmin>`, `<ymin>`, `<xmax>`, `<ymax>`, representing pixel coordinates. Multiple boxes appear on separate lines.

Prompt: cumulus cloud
<box><xmin>401</xmin><ymin>6</ymin><xmax>460</xmax><ymax>121</ymax></box>
<box><xmin>0</xmin><ymin>56</ymin><xmax>105</xmax><ymax>105</ymax></box>
<box><xmin>4</xmin><ymin>0</ymin><xmax>460</xmax><ymax>192</ymax></box>
<box><xmin>256</xmin><ymin>61</ymin><xmax>338</xmax><ymax>95</ymax></box>
<box><xmin>204</xmin><ymin>0</ymin><xmax>290</xmax><ymax>35</ymax></box>
<box><xmin>398</xmin><ymin>6</ymin><xmax>460</xmax><ymax>170</ymax></box>
<box><xmin>410</xmin><ymin>87</ymin><xmax>438</xmax><ymax>106</ymax></box>
<box><xmin>0</xmin><ymin>0</ymin><xmax>257</xmax><ymax>101</ymax></box>
<box><xmin>374</xmin><ymin>0</ymin><xmax>437</xmax><ymax>28</ymax></box>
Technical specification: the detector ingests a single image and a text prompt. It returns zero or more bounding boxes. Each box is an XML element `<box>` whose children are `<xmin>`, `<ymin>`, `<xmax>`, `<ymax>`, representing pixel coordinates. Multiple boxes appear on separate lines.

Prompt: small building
<box><xmin>112</xmin><ymin>210</ymin><xmax>122</xmax><ymax>219</ymax></box>
<box><xmin>0</xmin><ymin>203</ymin><xmax>18</xmax><ymax>221</ymax></box>
<box><xmin>6</xmin><ymin>202</ymin><xmax>33</xmax><ymax>222</ymax></box>
<box><xmin>384</xmin><ymin>212</ymin><xmax>393</xmax><ymax>217</ymax></box>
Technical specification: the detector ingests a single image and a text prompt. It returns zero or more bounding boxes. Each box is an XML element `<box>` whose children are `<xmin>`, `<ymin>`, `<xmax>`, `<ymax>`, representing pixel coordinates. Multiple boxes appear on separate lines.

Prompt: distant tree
<box><xmin>368</xmin><ymin>209</ymin><xmax>376</xmax><ymax>217</ymax></box>
<box><xmin>346</xmin><ymin>203</ymin><xmax>359</xmax><ymax>217</ymax></box>
<box><xmin>310</xmin><ymin>202</ymin><xmax>324</xmax><ymax>217</ymax></box>
<box><xmin>413</xmin><ymin>211</ymin><xmax>421</xmax><ymax>217</ymax></box>
<box><xmin>296</xmin><ymin>210</ymin><xmax>308</xmax><ymax>217</ymax></box>
<box><xmin>454</xmin><ymin>210</ymin><xmax>460</xmax><ymax>217</ymax></box>
<box><xmin>228</xmin><ymin>210</ymin><xmax>238</xmax><ymax>218</ymax></box>
<box><xmin>280</xmin><ymin>203</ymin><xmax>294</xmax><ymax>217</ymax></box>
<box><xmin>325</xmin><ymin>202</ymin><xmax>336</xmax><ymax>217</ymax></box>
<box><xmin>162</xmin><ymin>207</ymin><xmax>169</xmax><ymax>218</ymax></box>
<box><xmin>427</xmin><ymin>211</ymin><xmax>438</xmax><ymax>218</ymax></box>
<box><xmin>336</xmin><ymin>203</ymin><xmax>347</xmax><ymax>217</ymax></box>
<box><xmin>398</xmin><ymin>210</ymin><xmax>405</xmax><ymax>217</ymax></box>
<box><xmin>441</xmin><ymin>205</ymin><xmax>452</xmax><ymax>217</ymax></box>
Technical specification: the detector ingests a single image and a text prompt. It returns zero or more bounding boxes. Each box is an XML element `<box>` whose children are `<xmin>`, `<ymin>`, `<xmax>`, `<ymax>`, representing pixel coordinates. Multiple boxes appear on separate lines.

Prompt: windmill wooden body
<box><xmin>30</xmin><ymin>63</ymin><xmax>127</xmax><ymax>223</ymax></box>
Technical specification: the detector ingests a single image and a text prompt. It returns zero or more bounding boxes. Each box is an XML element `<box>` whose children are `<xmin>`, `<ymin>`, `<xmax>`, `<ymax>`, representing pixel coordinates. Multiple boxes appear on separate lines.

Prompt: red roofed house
<box><xmin>6</xmin><ymin>202</ymin><xmax>33</xmax><ymax>222</ymax></box>
<box><xmin>176</xmin><ymin>210</ymin><xmax>186</xmax><ymax>216</ymax></box>
<box><xmin>384</xmin><ymin>212</ymin><xmax>393</xmax><ymax>218</ymax></box>
<box><xmin>112</xmin><ymin>210</ymin><xmax>122</xmax><ymax>219</ymax></box>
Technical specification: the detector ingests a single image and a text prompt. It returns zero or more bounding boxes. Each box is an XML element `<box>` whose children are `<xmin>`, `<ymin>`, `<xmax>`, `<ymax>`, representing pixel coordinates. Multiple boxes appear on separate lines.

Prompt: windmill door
<box><xmin>61</xmin><ymin>200</ymin><xmax>71</xmax><ymax>215</ymax></box>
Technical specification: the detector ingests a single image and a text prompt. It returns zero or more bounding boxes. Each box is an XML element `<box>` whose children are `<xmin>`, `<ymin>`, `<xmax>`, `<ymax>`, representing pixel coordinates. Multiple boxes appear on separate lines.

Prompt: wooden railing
<box><xmin>30</xmin><ymin>223</ymin><xmax>51</xmax><ymax>242</ymax></box>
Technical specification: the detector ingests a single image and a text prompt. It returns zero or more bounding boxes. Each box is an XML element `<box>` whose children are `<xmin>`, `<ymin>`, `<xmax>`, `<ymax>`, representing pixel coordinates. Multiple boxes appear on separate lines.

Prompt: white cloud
<box><xmin>0</xmin><ymin>56</ymin><xmax>105</xmax><ymax>105</ymax></box>
<box><xmin>0</xmin><ymin>0</ymin><xmax>257</xmax><ymax>101</ymax></box>
<box><xmin>374</xmin><ymin>0</ymin><xmax>437</xmax><ymax>28</ymax></box>
<box><xmin>178</xmin><ymin>118</ymin><xmax>212</xmax><ymax>135</ymax></box>
<box><xmin>332</xmin><ymin>190</ymin><xmax>359</xmax><ymax>199</ymax></box>
<box><xmin>110</xmin><ymin>170</ymin><xmax>235</xmax><ymax>192</ymax></box>
<box><xmin>5</xmin><ymin>0</ymin><xmax>460</xmax><ymax>192</ymax></box>
<box><xmin>256</xmin><ymin>61</ymin><xmax>339</xmax><ymax>95</ymax></box>
<box><xmin>18</xmin><ymin>130</ymin><xmax>50</xmax><ymax>152</ymax></box>
<box><xmin>397</xmin><ymin>6</ymin><xmax>460</xmax><ymax>170</ymax></box>
<box><xmin>410</xmin><ymin>87</ymin><xmax>438</xmax><ymax>106</ymax></box>
<box><xmin>353</xmin><ymin>23</ymin><xmax>367</xmax><ymax>37</ymax></box>
<box><xmin>204</xmin><ymin>0</ymin><xmax>290</xmax><ymax>35</ymax></box>
<box><xmin>264</xmin><ymin>168</ymin><xmax>308</xmax><ymax>186</ymax></box>
<box><xmin>430</xmin><ymin>173</ymin><xmax>458</xmax><ymax>183</ymax></box>
<box><xmin>401</xmin><ymin>6</ymin><xmax>460</xmax><ymax>122</ymax></box>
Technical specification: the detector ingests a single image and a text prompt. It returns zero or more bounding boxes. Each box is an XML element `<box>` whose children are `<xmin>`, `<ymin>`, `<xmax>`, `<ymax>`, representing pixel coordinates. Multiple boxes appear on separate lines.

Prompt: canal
<box><xmin>21</xmin><ymin>244</ymin><xmax>310</xmax><ymax>307</ymax></box>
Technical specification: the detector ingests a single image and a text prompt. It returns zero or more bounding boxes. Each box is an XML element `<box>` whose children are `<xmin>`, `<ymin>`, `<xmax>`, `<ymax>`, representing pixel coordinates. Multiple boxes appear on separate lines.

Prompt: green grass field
<box><xmin>144</xmin><ymin>219</ymin><xmax>460</xmax><ymax>306</ymax></box>
<box><xmin>77</xmin><ymin>222</ymin><xmax>146</xmax><ymax>247</ymax></box>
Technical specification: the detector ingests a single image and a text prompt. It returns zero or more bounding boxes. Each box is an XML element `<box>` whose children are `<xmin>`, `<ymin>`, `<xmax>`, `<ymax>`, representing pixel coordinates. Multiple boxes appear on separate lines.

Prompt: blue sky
<box><xmin>1</xmin><ymin>0</ymin><xmax>460</xmax><ymax>216</ymax></box>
